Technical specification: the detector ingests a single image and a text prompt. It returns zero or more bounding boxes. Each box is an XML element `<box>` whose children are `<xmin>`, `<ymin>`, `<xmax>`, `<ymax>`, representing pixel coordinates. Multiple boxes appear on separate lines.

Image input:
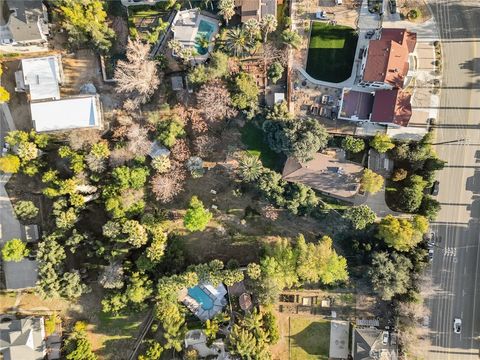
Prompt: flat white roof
<box><xmin>31</xmin><ymin>96</ymin><xmax>101</xmax><ymax>132</ymax></box>
<box><xmin>21</xmin><ymin>56</ymin><xmax>61</xmax><ymax>101</ymax></box>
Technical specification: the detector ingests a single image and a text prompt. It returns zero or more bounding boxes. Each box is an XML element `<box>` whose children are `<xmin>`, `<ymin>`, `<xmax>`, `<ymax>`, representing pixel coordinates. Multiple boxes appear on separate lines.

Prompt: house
<box><xmin>0</xmin><ymin>315</ymin><xmax>46</xmax><ymax>360</ymax></box>
<box><xmin>282</xmin><ymin>148</ymin><xmax>364</xmax><ymax>202</ymax></box>
<box><xmin>149</xmin><ymin>140</ymin><xmax>171</xmax><ymax>159</ymax></box>
<box><xmin>0</xmin><ymin>0</ymin><xmax>48</xmax><ymax>46</ymax></box>
<box><xmin>338</xmin><ymin>87</ymin><xmax>412</xmax><ymax>127</ymax></box>
<box><xmin>15</xmin><ymin>56</ymin><xmax>62</xmax><ymax>101</ymax></box>
<box><xmin>352</xmin><ymin>327</ymin><xmax>397</xmax><ymax>360</ymax></box>
<box><xmin>179</xmin><ymin>282</ymin><xmax>228</xmax><ymax>321</ymax></box>
<box><xmin>234</xmin><ymin>0</ymin><xmax>277</xmax><ymax>22</ymax></box>
<box><xmin>31</xmin><ymin>95</ymin><xmax>103</xmax><ymax>132</ymax></box>
<box><xmin>171</xmin><ymin>9</ymin><xmax>220</xmax><ymax>63</ymax></box>
<box><xmin>359</xmin><ymin>28</ymin><xmax>417</xmax><ymax>90</ymax></box>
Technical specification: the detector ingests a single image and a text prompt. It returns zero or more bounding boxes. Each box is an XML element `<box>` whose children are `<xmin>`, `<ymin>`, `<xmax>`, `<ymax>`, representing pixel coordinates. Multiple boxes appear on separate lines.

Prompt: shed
<box><xmin>149</xmin><ymin>141</ymin><xmax>171</xmax><ymax>158</ymax></box>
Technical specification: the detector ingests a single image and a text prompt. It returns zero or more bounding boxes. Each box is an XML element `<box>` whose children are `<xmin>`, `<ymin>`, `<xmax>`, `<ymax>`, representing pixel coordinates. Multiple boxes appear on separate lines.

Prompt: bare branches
<box><xmin>197</xmin><ymin>80</ymin><xmax>237</xmax><ymax>123</ymax></box>
<box><xmin>150</xmin><ymin>167</ymin><xmax>186</xmax><ymax>203</ymax></box>
<box><xmin>114</xmin><ymin>39</ymin><xmax>160</xmax><ymax>105</ymax></box>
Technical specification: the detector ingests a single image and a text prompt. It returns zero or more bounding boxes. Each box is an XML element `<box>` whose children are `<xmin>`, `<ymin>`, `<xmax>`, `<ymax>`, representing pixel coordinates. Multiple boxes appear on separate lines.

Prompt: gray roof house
<box><xmin>0</xmin><ymin>0</ymin><xmax>48</xmax><ymax>45</ymax></box>
<box><xmin>0</xmin><ymin>315</ymin><xmax>46</xmax><ymax>360</ymax></box>
<box><xmin>353</xmin><ymin>327</ymin><xmax>397</xmax><ymax>360</ymax></box>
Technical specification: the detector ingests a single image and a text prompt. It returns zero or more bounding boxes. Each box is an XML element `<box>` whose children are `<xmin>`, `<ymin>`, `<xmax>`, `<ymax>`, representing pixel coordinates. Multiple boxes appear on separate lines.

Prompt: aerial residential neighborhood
<box><xmin>0</xmin><ymin>0</ymin><xmax>477</xmax><ymax>359</ymax></box>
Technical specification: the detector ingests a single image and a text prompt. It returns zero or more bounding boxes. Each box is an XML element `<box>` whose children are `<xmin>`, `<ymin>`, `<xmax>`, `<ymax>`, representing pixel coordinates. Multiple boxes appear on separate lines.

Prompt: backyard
<box><xmin>305</xmin><ymin>22</ymin><xmax>358</xmax><ymax>83</ymax></box>
<box><xmin>289</xmin><ymin>317</ymin><xmax>330</xmax><ymax>360</ymax></box>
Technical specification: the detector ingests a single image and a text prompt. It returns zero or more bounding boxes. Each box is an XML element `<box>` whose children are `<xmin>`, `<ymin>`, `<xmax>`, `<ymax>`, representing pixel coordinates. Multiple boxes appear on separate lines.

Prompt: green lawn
<box><xmin>289</xmin><ymin>317</ymin><xmax>330</xmax><ymax>360</ymax></box>
<box><xmin>241</xmin><ymin>121</ymin><xmax>285</xmax><ymax>171</ymax></box>
<box><xmin>306</xmin><ymin>22</ymin><xmax>358</xmax><ymax>83</ymax></box>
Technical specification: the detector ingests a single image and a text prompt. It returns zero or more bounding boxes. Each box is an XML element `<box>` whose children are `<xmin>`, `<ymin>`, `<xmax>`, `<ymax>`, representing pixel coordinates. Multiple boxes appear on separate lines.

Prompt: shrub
<box><xmin>341</xmin><ymin>136</ymin><xmax>365</xmax><ymax>154</ymax></box>
<box><xmin>13</xmin><ymin>200</ymin><xmax>39</xmax><ymax>220</ymax></box>
<box><xmin>0</xmin><ymin>154</ymin><xmax>20</xmax><ymax>173</ymax></box>
<box><xmin>184</xmin><ymin>196</ymin><xmax>212</xmax><ymax>232</ymax></box>
<box><xmin>1</xmin><ymin>238</ymin><xmax>29</xmax><ymax>262</ymax></box>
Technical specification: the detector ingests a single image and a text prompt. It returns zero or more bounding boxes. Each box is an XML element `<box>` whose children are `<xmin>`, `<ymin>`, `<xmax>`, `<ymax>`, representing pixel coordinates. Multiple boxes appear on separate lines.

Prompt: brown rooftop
<box><xmin>235</xmin><ymin>0</ymin><xmax>260</xmax><ymax>21</ymax></box>
<box><xmin>282</xmin><ymin>149</ymin><xmax>364</xmax><ymax>200</ymax></box>
<box><xmin>363</xmin><ymin>28</ymin><xmax>416</xmax><ymax>88</ymax></box>
<box><xmin>340</xmin><ymin>89</ymin><xmax>374</xmax><ymax>120</ymax></box>
<box><xmin>371</xmin><ymin>89</ymin><xmax>412</xmax><ymax>126</ymax></box>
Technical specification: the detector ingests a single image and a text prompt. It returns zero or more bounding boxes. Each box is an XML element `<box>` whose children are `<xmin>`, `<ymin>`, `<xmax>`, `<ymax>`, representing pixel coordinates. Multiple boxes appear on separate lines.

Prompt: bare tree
<box><xmin>261</xmin><ymin>43</ymin><xmax>288</xmax><ymax>67</ymax></box>
<box><xmin>150</xmin><ymin>169</ymin><xmax>186</xmax><ymax>203</ymax></box>
<box><xmin>119</xmin><ymin>188</ymin><xmax>145</xmax><ymax>209</ymax></box>
<box><xmin>197</xmin><ymin>80</ymin><xmax>238</xmax><ymax>123</ymax></box>
<box><xmin>188</xmin><ymin>109</ymin><xmax>208</xmax><ymax>135</ymax></box>
<box><xmin>171</xmin><ymin>139</ymin><xmax>191</xmax><ymax>162</ymax></box>
<box><xmin>109</xmin><ymin>147</ymin><xmax>135</xmax><ymax>167</ymax></box>
<box><xmin>126</xmin><ymin>123</ymin><xmax>152</xmax><ymax>156</ymax></box>
<box><xmin>193</xmin><ymin>134</ymin><xmax>217</xmax><ymax>158</ymax></box>
<box><xmin>261</xmin><ymin>204</ymin><xmax>279</xmax><ymax>221</ymax></box>
<box><xmin>114</xmin><ymin>39</ymin><xmax>160</xmax><ymax>105</ymax></box>
<box><xmin>85</xmin><ymin>153</ymin><xmax>106</xmax><ymax>173</ymax></box>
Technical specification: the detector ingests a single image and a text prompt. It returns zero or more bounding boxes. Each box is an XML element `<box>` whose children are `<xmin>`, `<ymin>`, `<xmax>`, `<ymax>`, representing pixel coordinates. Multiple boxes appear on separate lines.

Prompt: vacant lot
<box><xmin>306</xmin><ymin>22</ymin><xmax>357</xmax><ymax>83</ymax></box>
<box><xmin>289</xmin><ymin>317</ymin><xmax>330</xmax><ymax>360</ymax></box>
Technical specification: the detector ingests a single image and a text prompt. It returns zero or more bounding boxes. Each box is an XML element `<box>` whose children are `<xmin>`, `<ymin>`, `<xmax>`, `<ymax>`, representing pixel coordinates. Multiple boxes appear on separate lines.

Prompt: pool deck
<box><xmin>180</xmin><ymin>282</ymin><xmax>227</xmax><ymax>321</ymax></box>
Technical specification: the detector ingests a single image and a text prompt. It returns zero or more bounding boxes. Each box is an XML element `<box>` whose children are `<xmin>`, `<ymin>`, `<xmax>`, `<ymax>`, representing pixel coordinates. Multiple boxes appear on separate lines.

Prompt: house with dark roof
<box><xmin>359</xmin><ymin>28</ymin><xmax>416</xmax><ymax>90</ymax></box>
<box><xmin>234</xmin><ymin>0</ymin><xmax>277</xmax><ymax>23</ymax></box>
<box><xmin>0</xmin><ymin>315</ymin><xmax>46</xmax><ymax>360</ymax></box>
<box><xmin>352</xmin><ymin>327</ymin><xmax>397</xmax><ymax>360</ymax></box>
<box><xmin>0</xmin><ymin>0</ymin><xmax>48</xmax><ymax>46</ymax></box>
<box><xmin>282</xmin><ymin>148</ymin><xmax>364</xmax><ymax>202</ymax></box>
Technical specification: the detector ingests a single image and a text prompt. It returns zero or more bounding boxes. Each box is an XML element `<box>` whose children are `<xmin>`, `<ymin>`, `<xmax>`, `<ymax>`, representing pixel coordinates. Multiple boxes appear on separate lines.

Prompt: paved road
<box><xmin>427</xmin><ymin>0</ymin><xmax>480</xmax><ymax>358</ymax></box>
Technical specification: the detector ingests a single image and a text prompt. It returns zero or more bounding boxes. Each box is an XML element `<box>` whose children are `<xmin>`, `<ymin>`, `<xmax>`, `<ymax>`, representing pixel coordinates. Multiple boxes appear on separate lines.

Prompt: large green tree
<box><xmin>344</xmin><ymin>205</ymin><xmax>376</xmax><ymax>230</ymax></box>
<box><xmin>377</xmin><ymin>215</ymin><xmax>428</xmax><ymax>251</ymax></box>
<box><xmin>369</xmin><ymin>252</ymin><xmax>412</xmax><ymax>300</ymax></box>
<box><xmin>183</xmin><ymin>196</ymin><xmax>213</xmax><ymax>232</ymax></box>
<box><xmin>370</xmin><ymin>133</ymin><xmax>395</xmax><ymax>153</ymax></box>
<box><xmin>57</xmin><ymin>0</ymin><xmax>114</xmax><ymax>52</ymax></box>
<box><xmin>360</xmin><ymin>169</ymin><xmax>384</xmax><ymax>194</ymax></box>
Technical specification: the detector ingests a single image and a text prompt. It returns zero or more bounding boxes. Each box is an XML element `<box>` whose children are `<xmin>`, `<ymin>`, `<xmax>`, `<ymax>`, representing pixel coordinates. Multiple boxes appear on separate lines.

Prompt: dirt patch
<box><xmin>61</xmin><ymin>49</ymin><xmax>105</xmax><ymax>96</ymax></box>
<box><xmin>397</xmin><ymin>0</ymin><xmax>432</xmax><ymax>22</ymax></box>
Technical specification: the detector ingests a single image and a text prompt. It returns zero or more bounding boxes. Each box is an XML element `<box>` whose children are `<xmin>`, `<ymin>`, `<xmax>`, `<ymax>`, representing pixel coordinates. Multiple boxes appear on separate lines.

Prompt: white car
<box><xmin>382</xmin><ymin>331</ymin><xmax>389</xmax><ymax>345</ymax></box>
<box><xmin>453</xmin><ymin>318</ymin><xmax>462</xmax><ymax>334</ymax></box>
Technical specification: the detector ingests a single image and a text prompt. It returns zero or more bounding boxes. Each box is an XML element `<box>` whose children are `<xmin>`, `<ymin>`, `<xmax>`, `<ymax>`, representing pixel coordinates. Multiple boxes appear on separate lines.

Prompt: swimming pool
<box><xmin>188</xmin><ymin>286</ymin><xmax>214</xmax><ymax>310</ymax></box>
<box><xmin>195</xmin><ymin>19</ymin><xmax>217</xmax><ymax>56</ymax></box>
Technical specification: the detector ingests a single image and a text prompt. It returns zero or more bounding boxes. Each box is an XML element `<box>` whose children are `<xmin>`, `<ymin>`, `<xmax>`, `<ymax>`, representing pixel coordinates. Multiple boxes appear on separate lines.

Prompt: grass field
<box><xmin>289</xmin><ymin>317</ymin><xmax>330</xmax><ymax>360</ymax></box>
<box><xmin>241</xmin><ymin>121</ymin><xmax>285</xmax><ymax>171</ymax></box>
<box><xmin>306</xmin><ymin>22</ymin><xmax>358</xmax><ymax>83</ymax></box>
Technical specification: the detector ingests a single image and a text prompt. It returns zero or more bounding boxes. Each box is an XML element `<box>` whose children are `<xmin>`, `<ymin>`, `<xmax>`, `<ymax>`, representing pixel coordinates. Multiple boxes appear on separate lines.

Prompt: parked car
<box><xmin>431</xmin><ymin>181</ymin><xmax>440</xmax><ymax>196</ymax></box>
<box><xmin>428</xmin><ymin>249</ymin><xmax>434</xmax><ymax>262</ymax></box>
<box><xmin>389</xmin><ymin>0</ymin><xmax>397</xmax><ymax>14</ymax></box>
<box><xmin>365</xmin><ymin>30</ymin><xmax>375</xmax><ymax>39</ymax></box>
<box><xmin>382</xmin><ymin>331</ymin><xmax>389</xmax><ymax>345</ymax></box>
<box><xmin>422</xmin><ymin>316</ymin><xmax>430</xmax><ymax>328</ymax></box>
<box><xmin>336</xmin><ymin>0</ymin><xmax>343</xmax><ymax>4</ymax></box>
<box><xmin>453</xmin><ymin>318</ymin><xmax>462</xmax><ymax>334</ymax></box>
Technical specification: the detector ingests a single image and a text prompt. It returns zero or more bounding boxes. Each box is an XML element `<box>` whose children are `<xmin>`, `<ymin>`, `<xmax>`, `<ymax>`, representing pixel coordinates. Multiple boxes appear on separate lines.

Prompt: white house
<box><xmin>31</xmin><ymin>96</ymin><xmax>103</xmax><ymax>132</ymax></box>
<box><xmin>15</xmin><ymin>56</ymin><xmax>62</xmax><ymax>101</ymax></box>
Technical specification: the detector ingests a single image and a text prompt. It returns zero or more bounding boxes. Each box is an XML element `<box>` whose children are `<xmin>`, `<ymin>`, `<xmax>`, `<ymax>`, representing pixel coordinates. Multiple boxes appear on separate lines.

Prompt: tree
<box><xmin>57</xmin><ymin>0</ymin><xmax>114</xmax><ymax>52</ymax></box>
<box><xmin>114</xmin><ymin>39</ymin><xmax>160</xmax><ymax>106</ymax></box>
<box><xmin>281</xmin><ymin>29</ymin><xmax>302</xmax><ymax>49</ymax></box>
<box><xmin>224</xmin><ymin>27</ymin><xmax>256</xmax><ymax>57</ymax></box>
<box><xmin>151</xmin><ymin>170</ymin><xmax>185</xmax><ymax>203</ymax></box>
<box><xmin>268</xmin><ymin>62</ymin><xmax>284</xmax><ymax>84</ymax></box>
<box><xmin>377</xmin><ymin>215</ymin><xmax>428</xmax><ymax>252</ymax></box>
<box><xmin>126</xmin><ymin>272</ymin><xmax>153</xmax><ymax>304</ymax></box>
<box><xmin>218</xmin><ymin>0</ymin><xmax>235</xmax><ymax>24</ymax></box>
<box><xmin>139</xmin><ymin>341</ymin><xmax>163</xmax><ymax>360</ymax></box>
<box><xmin>61</xmin><ymin>271</ymin><xmax>88</xmax><ymax>299</ymax></box>
<box><xmin>244</xmin><ymin>19</ymin><xmax>261</xmax><ymax>39</ymax></box>
<box><xmin>157</xmin><ymin>118</ymin><xmax>185</xmax><ymax>147</ymax></box>
<box><xmin>263</xmin><ymin>118</ymin><xmax>329</xmax><ymax>162</ymax></box>
<box><xmin>369</xmin><ymin>252</ymin><xmax>412</xmax><ymax>300</ymax></box>
<box><xmin>99</xmin><ymin>262</ymin><xmax>124</xmax><ymax>289</ymax></box>
<box><xmin>246</xmin><ymin>263</ymin><xmax>262</xmax><ymax>280</ymax></box>
<box><xmin>344</xmin><ymin>205</ymin><xmax>376</xmax><ymax>230</ymax></box>
<box><xmin>184</xmin><ymin>196</ymin><xmax>212</xmax><ymax>232</ymax></box>
<box><xmin>231</xmin><ymin>72</ymin><xmax>259</xmax><ymax>116</ymax></box>
<box><xmin>122</xmin><ymin>220</ymin><xmax>148</xmax><ymax>248</ymax></box>
<box><xmin>238</xmin><ymin>154</ymin><xmax>263</xmax><ymax>181</ymax></box>
<box><xmin>151</xmin><ymin>155</ymin><xmax>171</xmax><ymax>174</ymax></box>
<box><xmin>2</xmin><ymin>239</ymin><xmax>29</xmax><ymax>262</ymax></box>
<box><xmin>205</xmin><ymin>319</ymin><xmax>219</xmax><ymax>340</ymax></box>
<box><xmin>228</xmin><ymin>325</ymin><xmax>258</xmax><ymax>359</ymax></box>
<box><xmin>0</xmin><ymin>154</ymin><xmax>20</xmax><ymax>173</ymax></box>
<box><xmin>419</xmin><ymin>195</ymin><xmax>441</xmax><ymax>220</ymax></box>
<box><xmin>392</xmin><ymin>168</ymin><xmax>408</xmax><ymax>182</ymax></box>
<box><xmin>197</xmin><ymin>80</ymin><xmax>237</xmax><ymax>122</ymax></box>
<box><xmin>399</xmin><ymin>175</ymin><xmax>427</xmax><ymax>212</ymax></box>
<box><xmin>360</xmin><ymin>169</ymin><xmax>384</xmax><ymax>194</ymax></box>
<box><xmin>13</xmin><ymin>200</ymin><xmax>39</xmax><ymax>220</ymax></box>
<box><xmin>370</xmin><ymin>132</ymin><xmax>395</xmax><ymax>153</ymax></box>
<box><xmin>261</xmin><ymin>14</ymin><xmax>277</xmax><ymax>42</ymax></box>
<box><xmin>64</xmin><ymin>321</ymin><xmax>97</xmax><ymax>360</ymax></box>
<box><xmin>342</xmin><ymin>136</ymin><xmax>365</xmax><ymax>153</ymax></box>
<box><xmin>0</xmin><ymin>86</ymin><xmax>10</xmax><ymax>103</ymax></box>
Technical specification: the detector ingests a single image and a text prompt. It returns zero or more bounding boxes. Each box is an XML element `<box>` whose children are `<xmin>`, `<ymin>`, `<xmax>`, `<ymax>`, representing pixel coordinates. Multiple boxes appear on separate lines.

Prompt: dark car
<box><xmin>389</xmin><ymin>0</ymin><xmax>397</xmax><ymax>14</ymax></box>
<box><xmin>431</xmin><ymin>181</ymin><xmax>440</xmax><ymax>196</ymax></box>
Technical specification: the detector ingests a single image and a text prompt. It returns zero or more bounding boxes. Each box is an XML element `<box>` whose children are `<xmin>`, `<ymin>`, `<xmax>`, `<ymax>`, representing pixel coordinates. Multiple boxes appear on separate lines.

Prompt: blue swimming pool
<box><xmin>188</xmin><ymin>286</ymin><xmax>214</xmax><ymax>310</ymax></box>
<box><xmin>195</xmin><ymin>19</ymin><xmax>217</xmax><ymax>56</ymax></box>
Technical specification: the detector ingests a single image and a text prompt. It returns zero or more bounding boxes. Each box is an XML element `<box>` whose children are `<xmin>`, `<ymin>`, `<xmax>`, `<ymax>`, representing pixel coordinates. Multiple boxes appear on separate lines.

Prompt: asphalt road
<box><xmin>427</xmin><ymin>0</ymin><xmax>480</xmax><ymax>358</ymax></box>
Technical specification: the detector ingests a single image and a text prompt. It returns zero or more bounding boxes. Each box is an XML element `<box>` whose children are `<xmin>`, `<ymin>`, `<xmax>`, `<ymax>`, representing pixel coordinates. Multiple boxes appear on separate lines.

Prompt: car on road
<box><xmin>382</xmin><ymin>331</ymin><xmax>389</xmax><ymax>345</ymax></box>
<box><xmin>429</xmin><ymin>249</ymin><xmax>434</xmax><ymax>262</ymax></box>
<box><xmin>422</xmin><ymin>316</ymin><xmax>430</xmax><ymax>328</ymax></box>
<box><xmin>388</xmin><ymin>0</ymin><xmax>397</xmax><ymax>14</ymax></box>
<box><xmin>453</xmin><ymin>318</ymin><xmax>462</xmax><ymax>334</ymax></box>
<box><xmin>365</xmin><ymin>30</ymin><xmax>375</xmax><ymax>39</ymax></box>
<box><xmin>431</xmin><ymin>181</ymin><xmax>440</xmax><ymax>196</ymax></box>
<box><xmin>428</xmin><ymin>232</ymin><xmax>436</xmax><ymax>247</ymax></box>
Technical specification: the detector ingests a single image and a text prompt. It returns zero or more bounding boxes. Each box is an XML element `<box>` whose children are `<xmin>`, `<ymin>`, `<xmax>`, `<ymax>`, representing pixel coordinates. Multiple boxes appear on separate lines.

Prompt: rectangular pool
<box><xmin>188</xmin><ymin>286</ymin><xmax>214</xmax><ymax>310</ymax></box>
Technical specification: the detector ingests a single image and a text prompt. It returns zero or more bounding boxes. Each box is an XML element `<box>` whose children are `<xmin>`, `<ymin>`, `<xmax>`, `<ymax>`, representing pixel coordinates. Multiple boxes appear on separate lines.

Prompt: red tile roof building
<box><xmin>361</xmin><ymin>28</ymin><xmax>417</xmax><ymax>89</ymax></box>
<box><xmin>370</xmin><ymin>89</ymin><xmax>412</xmax><ymax>127</ymax></box>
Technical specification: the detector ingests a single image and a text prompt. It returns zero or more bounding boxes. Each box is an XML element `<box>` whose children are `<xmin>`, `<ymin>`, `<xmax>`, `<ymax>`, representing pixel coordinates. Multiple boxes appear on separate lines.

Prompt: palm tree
<box><xmin>196</xmin><ymin>35</ymin><xmax>210</xmax><ymax>53</ymax></box>
<box><xmin>244</xmin><ymin>18</ymin><xmax>261</xmax><ymax>40</ymax></box>
<box><xmin>238</xmin><ymin>154</ymin><xmax>263</xmax><ymax>181</ymax></box>
<box><xmin>218</xmin><ymin>0</ymin><xmax>235</xmax><ymax>25</ymax></box>
<box><xmin>224</xmin><ymin>27</ymin><xmax>255</xmax><ymax>57</ymax></box>
<box><xmin>261</xmin><ymin>14</ymin><xmax>278</xmax><ymax>43</ymax></box>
